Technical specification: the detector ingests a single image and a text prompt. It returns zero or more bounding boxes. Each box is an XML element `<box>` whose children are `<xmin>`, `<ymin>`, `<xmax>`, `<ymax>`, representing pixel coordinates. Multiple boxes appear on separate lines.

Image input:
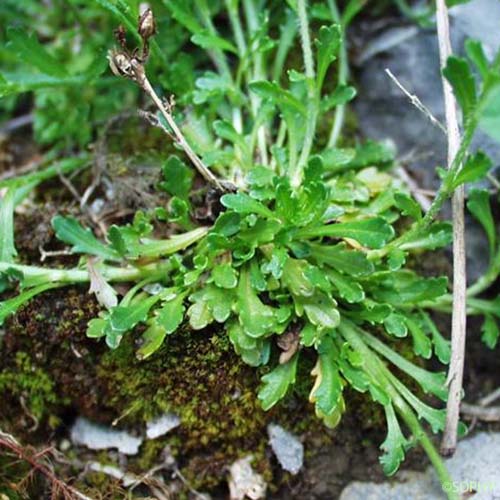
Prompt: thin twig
<box><xmin>57</xmin><ymin>173</ymin><xmax>109</xmax><ymax>237</ymax></box>
<box><xmin>243</xmin><ymin>0</ymin><xmax>268</xmax><ymax>164</ymax></box>
<box><xmin>394</xmin><ymin>166</ymin><xmax>432</xmax><ymax>211</ymax></box>
<box><xmin>141</xmin><ymin>78</ymin><xmax>227</xmax><ymax>192</ymax></box>
<box><xmin>479</xmin><ymin>386</ymin><xmax>500</xmax><ymax>407</ymax></box>
<box><xmin>81</xmin><ymin>111</ymin><xmax>138</xmax><ymax>208</ymax></box>
<box><xmin>436</xmin><ymin>0</ymin><xmax>467</xmax><ymax>457</ymax></box>
<box><xmin>172</xmin><ymin>466</ymin><xmax>210</xmax><ymax>500</ymax></box>
<box><xmin>138</xmin><ymin>109</ymin><xmax>174</xmax><ymax>141</ymax></box>
<box><xmin>460</xmin><ymin>387</ymin><xmax>500</xmax><ymax>423</ymax></box>
<box><xmin>0</xmin><ymin>430</ymin><xmax>94</xmax><ymax>500</ymax></box>
<box><xmin>0</xmin><ymin>158</ymin><xmax>43</xmax><ymax>182</ymax></box>
<box><xmin>326</xmin><ymin>0</ymin><xmax>348</xmax><ymax>148</ymax></box>
<box><xmin>0</xmin><ymin>113</ymin><xmax>33</xmax><ymax>134</ymax></box>
<box><xmin>58</xmin><ymin>173</ymin><xmax>83</xmax><ymax>203</ymax></box>
<box><xmin>385</xmin><ymin>68</ymin><xmax>447</xmax><ymax>134</ymax></box>
<box><xmin>487</xmin><ymin>172</ymin><xmax>500</xmax><ymax>191</ymax></box>
<box><xmin>460</xmin><ymin>403</ymin><xmax>500</xmax><ymax>422</ymax></box>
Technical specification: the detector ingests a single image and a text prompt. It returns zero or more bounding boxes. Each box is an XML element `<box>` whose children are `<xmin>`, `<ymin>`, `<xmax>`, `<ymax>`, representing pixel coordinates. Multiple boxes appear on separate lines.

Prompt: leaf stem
<box><xmin>0</xmin><ymin>156</ymin><xmax>89</xmax><ymax>190</ymax></box>
<box><xmin>243</xmin><ymin>0</ymin><xmax>269</xmax><ymax>165</ymax></box>
<box><xmin>293</xmin><ymin>0</ymin><xmax>318</xmax><ymax>187</ymax></box>
<box><xmin>373</xmin><ymin>54</ymin><xmax>500</xmax><ymax>261</ymax></box>
<box><xmin>326</xmin><ymin>0</ymin><xmax>348</xmax><ymax>148</ymax></box>
<box><xmin>197</xmin><ymin>0</ymin><xmax>244</xmax><ymax>133</ymax></box>
<box><xmin>297</xmin><ymin>0</ymin><xmax>315</xmax><ymax>81</ymax></box>
<box><xmin>197</xmin><ymin>0</ymin><xmax>233</xmax><ymax>79</ymax></box>
<box><xmin>0</xmin><ymin>261</ymin><xmax>171</xmax><ymax>285</ymax></box>
<box><xmin>225</xmin><ymin>0</ymin><xmax>247</xmax><ymax>56</ymax></box>
<box><xmin>339</xmin><ymin>320</ymin><xmax>457</xmax><ymax>499</ymax></box>
<box><xmin>272</xmin><ymin>9</ymin><xmax>297</xmax><ymax>83</ymax></box>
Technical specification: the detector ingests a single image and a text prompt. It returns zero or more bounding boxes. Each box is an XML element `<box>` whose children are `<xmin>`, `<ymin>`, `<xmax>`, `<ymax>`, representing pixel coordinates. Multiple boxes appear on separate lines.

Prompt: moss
<box><xmin>0</xmin><ymin>287</ymin><xmax>102</xmax><ymax>437</ymax></box>
<box><xmin>0</xmin><ymin>351</ymin><xmax>62</xmax><ymax>426</ymax></box>
<box><xmin>94</xmin><ymin>327</ymin><xmax>276</xmax><ymax>488</ymax></box>
<box><xmin>0</xmin><ymin>285</ymin><xmax>384</xmax><ymax>496</ymax></box>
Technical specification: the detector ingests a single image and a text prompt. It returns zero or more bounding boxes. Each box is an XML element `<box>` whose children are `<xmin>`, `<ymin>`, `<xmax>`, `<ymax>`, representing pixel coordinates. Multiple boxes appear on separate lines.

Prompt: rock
<box><xmin>228</xmin><ymin>455</ymin><xmax>267</xmax><ymax>500</ymax></box>
<box><xmin>88</xmin><ymin>462</ymin><xmax>137</xmax><ymax>487</ymax></box>
<box><xmin>267</xmin><ymin>424</ymin><xmax>304</xmax><ymax>475</ymax></box>
<box><xmin>450</xmin><ymin>0</ymin><xmax>500</xmax><ymax>59</ymax></box>
<box><xmin>340</xmin><ymin>432</ymin><xmax>500</xmax><ymax>500</ymax></box>
<box><xmin>352</xmin><ymin>0</ymin><xmax>500</xmax><ymax>282</ymax></box>
<box><xmin>70</xmin><ymin>417</ymin><xmax>143</xmax><ymax>455</ymax></box>
<box><xmin>354</xmin><ymin>15</ymin><xmax>500</xmax><ymax>185</ymax></box>
<box><xmin>146</xmin><ymin>413</ymin><xmax>181</xmax><ymax>439</ymax></box>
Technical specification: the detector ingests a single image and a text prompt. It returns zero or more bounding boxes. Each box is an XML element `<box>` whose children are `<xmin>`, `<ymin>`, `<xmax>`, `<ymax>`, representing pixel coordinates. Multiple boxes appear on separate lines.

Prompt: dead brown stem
<box><xmin>0</xmin><ymin>430</ymin><xmax>93</xmax><ymax>500</ymax></box>
<box><xmin>436</xmin><ymin>0</ymin><xmax>467</xmax><ymax>457</ymax></box>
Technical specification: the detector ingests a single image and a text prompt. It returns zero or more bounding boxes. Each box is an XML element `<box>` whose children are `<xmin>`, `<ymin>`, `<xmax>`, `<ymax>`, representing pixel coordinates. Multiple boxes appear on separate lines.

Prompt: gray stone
<box><xmin>353</xmin><ymin>0</ymin><xmax>500</xmax><ymax>282</ymax></box>
<box><xmin>451</xmin><ymin>0</ymin><xmax>500</xmax><ymax>59</ymax></box>
<box><xmin>88</xmin><ymin>462</ymin><xmax>137</xmax><ymax>487</ymax></box>
<box><xmin>146</xmin><ymin>413</ymin><xmax>181</xmax><ymax>439</ymax></box>
<box><xmin>340</xmin><ymin>432</ymin><xmax>500</xmax><ymax>500</ymax></box>
<box><xmin>228</xmin><ymin>455</ymin><xmax>267</xmax><ymax>500</ymax></box>
<box><xmin>354</xmin><ymin>14</ymin><xmax>500</xmax><ymax>185</ymax></box>
<box><xmin>267</xmin><ymin>424</ymin><xmax>304</xmax><ymax>475</ymax></box>
<box><xmin>70</xmin><ymin>417</ymin><xmax>143</xmax><ymax>455</ymax></box>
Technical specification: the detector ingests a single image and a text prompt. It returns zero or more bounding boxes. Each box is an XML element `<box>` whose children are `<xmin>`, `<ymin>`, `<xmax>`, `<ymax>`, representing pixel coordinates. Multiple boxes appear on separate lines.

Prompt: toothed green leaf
<box><xmin>467</xmin><ymin>188</ymin><xmax>496</xmax><ymax>256</ymax></box>
<box><xmin>443</xmin><ymin>56</ymin><xmax>477</xmax><ymax>119</ymax></box>
<box><xmin>406</xmin><ymin>317</ymin><xmax>432</xmax><ymax>359</ymax></box>
<box><xmin>296</xmin><ymin>292</ymin><xmax>340</xmax><ymax>329</ymax></box>
<box><xmin>7</xmin><ymin>27</ymin><xmax>68</xmax><ymax>78</ymax></box>
<box><xmin>310</xmin><ymin>242</ymin><xmax>374</xmax><ymax>276</ymax></box>
<box><xmin>452</xmin><ymin>151</ymin><xmax>492</xmax><ymax>188</ymax></box>
<box><xmin>52</xmin><ymin>216</ymin><xmax>120</xmax><ymax>261</ymax></box>
<box><xmin>380</xmin><ymin>404</ymin><xmax>409</xmax><ymax>476</ymax></box>
<box><xmin>249</xmin><ymin>80</ymin><xmax>306</xmax><ymax>116</ymax></box>
<box><xmin>298</xmin><ymin>218</ymin><xmax>394</xmax><ymax>249</ymax></box>
<box><xmin>221</xmin><ymin>192</ymin><xmax>274</xmax><ymax>219</ymax></box>
<box><xmin>237</xmin><ymin>267</ymin><xmax>278</xmax><ymax>337</ymax></box>
<box><xmin>159</xmin><ymin>155</ymin><xmax>194</xmax><ymax>200</ymax></box>
<box><xmin>212</xmin><ymin>263</ymin><xmax>238</xmax><ymax>289</ymax></box>
<box><xmin>394</xmin><ymin>192</ymin><xmax>422</xmax><ymax>221</ymax></box>
<box><xmin>481</xmin><ymin>315</ymin><xmax>499</xmax><ymax>349</ymax></box>
<box><xmin>315</xmin><ymin>24</ymin><xmax>341</xmax><ymax>85</ymax></box>
<box><xmin>310</xmin><ymin>337</ymin><xmax>344</xmax><ymax>417</ymax></box>
<box><xmin>400</xmin><ymin>222</ymin><xmax>453</xmax><ymax>251</ymax></box>
<box><xmin>0</xmin><ymin>283</ymin><xmax>58</xmax><ymax>326</ymax></box>
<box><xmin>137</xmin><ymin>322</ymin><xmax>168</xmax><ymax>360</ymax></box>
<box><xmin>328</xmin><ymin>268</ymin><xmax>364</xmax><ymax>303</ymax></box>
<box><xmin>156</xmin><ymin>293</ymin><xmax>186</xmax><ymax>334</ymax></box>
<box><xmin>480</xmin><ymin>82</ymin><xmax>500</xmax><ymax>143</ymax></box>
<box><xmin>465</xmin><ymin>39</ymin><xmax>489</xmax><ymax>79</ymax></box>
<box><xmin>109</xmin><ymin>295</ymin><xmax>161</xmax><ymax>336</ymax></box>
<box><xmin>0</xmin><ymin>189</ymin><xmax>17</xmax><ymax>263</ymax></box>
<box><xmin>384</xmin><ymin>313</ymin><xmax>408</xmax><ymax>338</ymax></box>
<box><xmin>191</xmin><ymin>31</ymin><xmax>238</xmax><ymax>53</ymax></box>
<box><xmin>258</xmin><ymin>354</ymin><xmax>298</xmax><ymax>410</ymax></box>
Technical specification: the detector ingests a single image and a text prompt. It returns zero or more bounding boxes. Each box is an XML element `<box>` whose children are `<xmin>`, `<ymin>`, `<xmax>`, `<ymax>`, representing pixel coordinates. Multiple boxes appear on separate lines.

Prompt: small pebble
<box><xmin>267</xmin><ymin>424</ymin><xmax>304</xmax><ymax>475</ymax></box>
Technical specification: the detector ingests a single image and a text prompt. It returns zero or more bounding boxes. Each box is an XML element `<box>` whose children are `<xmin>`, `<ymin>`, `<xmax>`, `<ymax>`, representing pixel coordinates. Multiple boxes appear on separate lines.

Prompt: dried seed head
<box><xmin>138</xmin><ymin>7</ymin><xmax>156</xmax><ymax>41</ymax></box>
<box><xmin>108</xmin><ymin>49</ymin><xmax>134</xmax><ymax>78</ymax></box>
<box><xmin>114</xmin><ymin>25</ymin><xmax>127</xmax><ymax>49</ymax></box>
